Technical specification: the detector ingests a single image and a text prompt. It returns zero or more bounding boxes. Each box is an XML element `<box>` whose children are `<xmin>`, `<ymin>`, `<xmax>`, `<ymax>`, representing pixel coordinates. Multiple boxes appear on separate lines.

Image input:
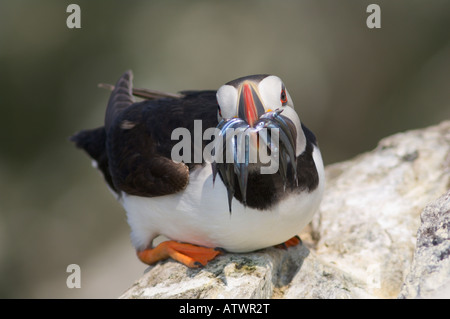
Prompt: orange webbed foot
<box><xmin>137</xmin><ymin>241</ymin><xmax>224</xmax><ymax>268</ymax></box>
<box><xmin>275</xmin><ymin>235</ymin><xmax>302</xmax><ymax>250</ymax></box>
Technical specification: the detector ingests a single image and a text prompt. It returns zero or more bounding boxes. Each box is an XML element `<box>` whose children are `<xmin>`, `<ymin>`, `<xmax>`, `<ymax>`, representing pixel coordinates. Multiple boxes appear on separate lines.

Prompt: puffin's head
<box><xmin>216</xmin><ymin>75</ymin><xmax>304</xmax><ymax>155</ymax></box>
<box><xmin>213</xmin><ymin>75</ymin><xmax>306</xmax><ymax>212</ymax></box>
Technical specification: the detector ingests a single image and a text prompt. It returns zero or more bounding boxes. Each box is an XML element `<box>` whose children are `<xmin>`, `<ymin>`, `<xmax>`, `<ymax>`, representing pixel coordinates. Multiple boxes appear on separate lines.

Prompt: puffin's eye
<box><xmin>280</xmin><ymin>89</ymin><xmax>287</xmax><ymax>106</ymax></box>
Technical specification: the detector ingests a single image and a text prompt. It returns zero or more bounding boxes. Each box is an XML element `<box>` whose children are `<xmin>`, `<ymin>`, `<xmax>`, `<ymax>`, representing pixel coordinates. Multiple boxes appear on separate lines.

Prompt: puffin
<box><xmin>71</xmin><ymin>70</ymin><xmax>325</xmax><ymax>268</ymax></box>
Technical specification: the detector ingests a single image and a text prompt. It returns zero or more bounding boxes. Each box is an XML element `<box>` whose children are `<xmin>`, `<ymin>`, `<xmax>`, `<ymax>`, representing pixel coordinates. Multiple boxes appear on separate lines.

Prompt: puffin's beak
<box><xmin>238</xmin><ymin>82</ymin><xmax>265</xmax><ymax>127</ymax></box>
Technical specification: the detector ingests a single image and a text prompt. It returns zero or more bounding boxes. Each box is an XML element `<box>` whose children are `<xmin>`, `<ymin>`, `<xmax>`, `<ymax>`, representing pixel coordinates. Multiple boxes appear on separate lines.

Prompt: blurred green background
<box><xmin>0</xmin><ymin>0</ymin><xmax>449</xmax><ymax>298</ymax></box>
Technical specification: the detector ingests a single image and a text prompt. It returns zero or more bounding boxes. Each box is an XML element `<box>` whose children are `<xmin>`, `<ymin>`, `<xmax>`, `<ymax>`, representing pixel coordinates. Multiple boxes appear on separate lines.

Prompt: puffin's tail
<box><xmin>70</xmin><ymin>127</ymin><xmax>106</xmax><ymax>162</ymax></box>
<box><xmin>70</xmin><ymin>127</ymin><xmax>117</xmax><ymax>193</ymax></box>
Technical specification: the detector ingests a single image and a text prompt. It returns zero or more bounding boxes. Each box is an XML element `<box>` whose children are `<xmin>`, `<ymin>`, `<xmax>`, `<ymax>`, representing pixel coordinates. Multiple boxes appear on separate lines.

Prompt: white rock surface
<box><xmin>398</xmin><ymin>191</ymin><xmax>450</xmax><ymax>299</ymax></box>
<box><xmin>120</xmin><ymin>121</ymin><xmax>450</xmax><ymax>299</ymax></box>
<box><xmin>309</xmin><ymin>120</ymin><xmax>450</xmax><ymax>298</ymax></box>
<box><xmin>120</xmin><ymin>245</ymin><xmax>307</xmax><ymax>299</ymax></box>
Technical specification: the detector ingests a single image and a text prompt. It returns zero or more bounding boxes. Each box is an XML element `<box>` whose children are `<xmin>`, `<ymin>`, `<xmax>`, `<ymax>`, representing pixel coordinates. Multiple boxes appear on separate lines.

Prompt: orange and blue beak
<box><xmin>238</xmin><ymin>82</ymin><xmax>266</xmax><ymax>127</ymax></box>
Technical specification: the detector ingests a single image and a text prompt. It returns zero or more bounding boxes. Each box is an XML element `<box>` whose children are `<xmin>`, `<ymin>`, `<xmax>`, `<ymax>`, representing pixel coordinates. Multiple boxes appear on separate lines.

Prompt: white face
<box><xmin>216</xmin><ymin>84</ymin><xmax>238</xmax><ymax>120</ymax></box>
<box><xmin>216</xmin><ymin>75</ymin><xmax>305</xmax><ymax>156</ymax></box>
<box><xmin>216</xmin><ymin>75</ymin><xmax>294</xmax><ymax>120</ymax></box>
<box><xmin>257</xmin><ymin>75</ymin><xmax>294</xmax><ymax>112</ymax></box>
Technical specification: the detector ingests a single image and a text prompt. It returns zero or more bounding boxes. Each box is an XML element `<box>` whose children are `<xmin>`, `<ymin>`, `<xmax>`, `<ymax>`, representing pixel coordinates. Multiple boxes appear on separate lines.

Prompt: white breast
<box><xmin>121</xmin><ymin>146</ymin><xmax>325</xmax><ymax>253</ymax></box>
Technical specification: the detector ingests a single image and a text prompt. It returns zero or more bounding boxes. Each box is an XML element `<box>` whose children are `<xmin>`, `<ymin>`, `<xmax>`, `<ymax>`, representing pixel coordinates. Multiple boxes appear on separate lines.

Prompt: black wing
<box><xmin>72</xmin><ymin>70</ymin><xmax>219</xmax><ymax>198</ymax></box>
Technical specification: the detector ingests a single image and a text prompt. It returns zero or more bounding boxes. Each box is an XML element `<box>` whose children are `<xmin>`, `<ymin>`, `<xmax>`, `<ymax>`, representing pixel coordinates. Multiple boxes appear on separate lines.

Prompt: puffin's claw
<box><xmin>275</xmin><ymin>235</ymin><xmax>302</xmax><ymax>250</ymax></box>
<box><xmin>137</xmin><ymin>241</ymin><xmax>222</xmax><ymax>268</ymax></box>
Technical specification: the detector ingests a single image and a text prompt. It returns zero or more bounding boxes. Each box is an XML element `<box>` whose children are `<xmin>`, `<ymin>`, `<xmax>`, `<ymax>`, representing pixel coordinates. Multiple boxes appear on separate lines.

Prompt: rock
<box><xmin>282</xmin><ymin>250</ymin><xmax>373</xmax><ymax>299</ymax></box>
<box><xmin>120</xmin><ymin>245</ymin><xmax>308</xmax><ymax>299</ymax></box>
<box><xmin>309</xmin><ymin>120</ymin><xmax>450</xmax><ymax>298</ymax></box>
<box><xmin>119</xmin><ymin>121</ymin><xmax>450</xmax><ymax>299</ymax></box>
<box><xmin>398</xmin><ymin>191</ymin><xmax>450</xmax><ymax>299</ymax></box>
